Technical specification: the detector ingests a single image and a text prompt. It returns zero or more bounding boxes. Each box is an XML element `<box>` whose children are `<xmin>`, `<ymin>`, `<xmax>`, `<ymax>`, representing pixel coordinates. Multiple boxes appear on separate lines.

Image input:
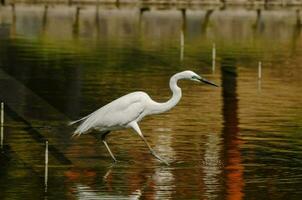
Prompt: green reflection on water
<box><xmin>0</xmin><ymin>5</ymin><xmax>302</xmax><ymax>200</ymax></box>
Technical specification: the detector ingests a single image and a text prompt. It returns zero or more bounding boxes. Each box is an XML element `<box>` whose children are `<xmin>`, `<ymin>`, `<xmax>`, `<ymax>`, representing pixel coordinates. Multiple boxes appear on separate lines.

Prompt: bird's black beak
<box><xmin>197</xmin><ymin>77</ymin><xmax>219</xmax><ymax>87</ymax></box>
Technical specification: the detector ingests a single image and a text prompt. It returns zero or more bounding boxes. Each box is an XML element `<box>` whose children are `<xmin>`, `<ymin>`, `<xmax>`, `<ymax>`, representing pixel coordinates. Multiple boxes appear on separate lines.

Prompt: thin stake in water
<box><xmin>258</xmin><ymin>61</ymin><xmax>262</xmax><ymax>93</ymax></box>
<box><xmin>1</xmin><ymin>102</ymin><xmax>3</xmax><ymax>126</ymax></box>
<box><xmin>258</xmin><ymin>61</ymin><xmax>262</xmax><ymax>79</ymax></box>
<box><xmin>1</xmin><ymin>102</ymin><xmax>4</xmax><ymax>148</ymax></box>
<box><xmin>45</xmin><ymin>140</ymin><xmax>48</xmax><ymax>192</ymax></box>
<box><xmin>180</xmin><ymin>29</ymin><xmax>184</xmax><ymax>62</ymax></box>
<box><xmin>0</xmin><ymin>125</ymin><xmax>3</xmax><ymax>148</ymax></box>
<box><xmin>212</xmin><ymin>43</ymin><xmax>216</xmax><ymax>73</ymax></box>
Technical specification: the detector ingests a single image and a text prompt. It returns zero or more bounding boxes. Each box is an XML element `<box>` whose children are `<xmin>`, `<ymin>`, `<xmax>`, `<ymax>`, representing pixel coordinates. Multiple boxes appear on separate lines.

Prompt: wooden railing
<box><xmin>2</xmin><ymin>0</ymin><xmax>302</xmax><ymax>6</ymax></box>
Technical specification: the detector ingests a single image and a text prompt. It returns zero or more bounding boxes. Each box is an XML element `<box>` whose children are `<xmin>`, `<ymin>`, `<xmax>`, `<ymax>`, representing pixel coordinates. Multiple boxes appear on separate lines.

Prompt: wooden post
<box><xmin>42</xmin><ymin>5</ymin><xmax>48</xmax><ymax>34</ymax></box>
<box><xmin>296</xmin><ymin>10</ymin><xmax>301</xmax><ymax>26</ymax></box>
<box><xmin>116</xmin><ymin>0</ymin><xmax>120</xmax><ymax>8</ymax></box>
<box><xmin>73</xmin><ymin>7</ymin><xmax>80</xmax><ymax>38</ymax></box>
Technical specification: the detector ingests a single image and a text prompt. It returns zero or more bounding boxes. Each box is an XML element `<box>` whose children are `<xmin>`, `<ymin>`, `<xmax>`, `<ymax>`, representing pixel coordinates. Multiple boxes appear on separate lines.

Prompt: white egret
<box><xmin>70</xmin><ymin>70</ymin><xmax>218</xmax><ymax>165</ymax></box>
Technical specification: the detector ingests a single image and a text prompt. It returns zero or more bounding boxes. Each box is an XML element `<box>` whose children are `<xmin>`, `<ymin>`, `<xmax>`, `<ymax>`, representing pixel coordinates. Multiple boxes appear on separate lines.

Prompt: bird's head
<box><xmin>178</xmin><ymin>70</ymin><xmax>219</xmax><ymax>87</ymax></box>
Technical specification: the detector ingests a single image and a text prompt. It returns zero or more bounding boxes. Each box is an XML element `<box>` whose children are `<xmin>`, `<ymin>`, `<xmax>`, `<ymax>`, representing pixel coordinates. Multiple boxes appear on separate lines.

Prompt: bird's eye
<box><xmin>191</xmin><ymin>76</ymin><xmax>197</xmax><ymax>79</ymax></box>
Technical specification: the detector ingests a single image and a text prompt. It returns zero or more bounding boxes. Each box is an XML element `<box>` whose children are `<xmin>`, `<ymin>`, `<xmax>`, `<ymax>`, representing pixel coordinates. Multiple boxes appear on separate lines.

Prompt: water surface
<box><xmin>0</xmin><ymin>5</ymin><xmax>302</xmax><ymax>199</ymax></box>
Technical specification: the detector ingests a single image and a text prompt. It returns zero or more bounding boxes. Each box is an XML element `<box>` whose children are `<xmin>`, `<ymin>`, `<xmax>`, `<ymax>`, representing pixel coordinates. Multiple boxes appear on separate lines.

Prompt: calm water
<box><xmin>0</xmin><ymin>4</ymin><xmax>302</xmax><ymax>199</ymax></box>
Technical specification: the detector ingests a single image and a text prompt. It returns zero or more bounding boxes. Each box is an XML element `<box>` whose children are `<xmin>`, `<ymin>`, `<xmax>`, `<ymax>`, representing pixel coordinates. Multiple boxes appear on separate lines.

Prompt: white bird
<box><xmin>70</xmin><ymin>70</ymin><xmax>218</xmax><ymax>165</ymax></box>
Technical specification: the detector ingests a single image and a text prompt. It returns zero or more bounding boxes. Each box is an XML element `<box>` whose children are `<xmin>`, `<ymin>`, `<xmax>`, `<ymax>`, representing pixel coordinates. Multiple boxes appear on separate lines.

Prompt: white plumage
<box><xmin>71</xmin><ymin>92</ymin><xmax>149</xmax><ymax>134</ymax></box>
<box><xmin>70</xmin><ymin>70</ymin><xmax>218</xmax><ymax>165</ymax></box>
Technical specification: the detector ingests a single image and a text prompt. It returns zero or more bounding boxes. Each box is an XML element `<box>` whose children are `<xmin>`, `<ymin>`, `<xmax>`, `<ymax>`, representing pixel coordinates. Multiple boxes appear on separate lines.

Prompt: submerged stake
<box><xmin>1</xmin><ymin>102</ymin><xmax>3</xmax><ymax>126</ymax></box>
<box><xmin>180</xmin><ymin>30</ymin><xmax>184</xmax><ymax>61</ymax></box>
<box><xmin>258</xmin><ymin>61</ymin><xmax>262</xmax><ymax>79</ymax></box>
<box><xmin>45</xmin><ymin>140</ymin><xmax>48</xmax><ymax>192</ymax></box>
<box><xmin>1</xmin><ymin>102</ymin><xmax>3</xmax><ymax>148</ymax></box>
<box><xmin>212</xmin><ymin>43</ymin><xmax>216</xmax><ymax>73</ymax></box>
<box><xmin>0</xmin><ymin>125</ymin><xmax>3</xmax><ymax>148</ymax></box>
<box><xmin>212</xmin><ymin>43</ymin><xmax>216</xmax><ymax>60</ymax></box>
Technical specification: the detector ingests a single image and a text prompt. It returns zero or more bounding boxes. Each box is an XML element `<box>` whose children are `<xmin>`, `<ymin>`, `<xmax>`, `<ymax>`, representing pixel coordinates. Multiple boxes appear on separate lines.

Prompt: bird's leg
<box><xmin>101</xmin><ymin>131</ymin><xmax>117</xmax><ymax>162</ymax></box>
<box><xmin>129</xmin><ymin>122</ymin><xmax>169</xmax><ymax>165</ymax></box>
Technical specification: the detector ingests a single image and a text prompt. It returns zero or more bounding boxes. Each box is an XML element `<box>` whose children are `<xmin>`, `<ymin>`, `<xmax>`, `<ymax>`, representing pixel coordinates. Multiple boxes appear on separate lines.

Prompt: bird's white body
<box><xmin>70</xmin><ymin>70</ymin><xmax>217</xmax><ymax>164</ymax></box>
<box><xmin>74</xmin><ymin>91</ymin><xmax>152</xmax><ymax>133</ymax></box>
<box><xmin>72</xmin><ymin>72</ymin><xmax>183</xmax><ymax>135</ymax></box>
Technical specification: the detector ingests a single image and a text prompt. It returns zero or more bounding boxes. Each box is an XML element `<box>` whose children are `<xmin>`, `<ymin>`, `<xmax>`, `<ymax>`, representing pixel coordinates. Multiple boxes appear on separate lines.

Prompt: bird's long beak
<box><xmin>198</xmin><ymin>77</ymin><xmax>219</xmax><ymax>87</ymax></box>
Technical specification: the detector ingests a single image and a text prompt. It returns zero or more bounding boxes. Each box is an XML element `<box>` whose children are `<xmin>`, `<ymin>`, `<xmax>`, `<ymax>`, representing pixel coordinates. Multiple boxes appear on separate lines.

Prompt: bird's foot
<box><xmin>112</xmin><ymin>157</ymin><xmax>117</xmax><ymax>162</ymax></box>
<box><xmin>150</xmin><ymin>151</ymin><xmax>169</xmax><ymax>166</ymax></box>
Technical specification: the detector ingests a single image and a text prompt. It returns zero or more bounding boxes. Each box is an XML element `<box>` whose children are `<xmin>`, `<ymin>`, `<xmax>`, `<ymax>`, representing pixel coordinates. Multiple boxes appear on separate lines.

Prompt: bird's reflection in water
<box><xmin>153</xmin><ymin>129</ymin><xmax>175</xmax><ymax>198</ymax></box>
<box><xmin>202</xmin><ymin>132</ymin><xmax>223</xmax><ymax>199</ymax></box>
<box><xmin>154</xmin><ymin>128</ymin><xmax>175</xmax><ymax>163</ymax></box>
<box><xmin>103</xmin><ymin>165</ymin><xmax>113</xmax><ymax>182</ymax></box>
<box><xmin>65</xmin><ymin>162</ymin><xmax>169</xmax><ymax>199</ymax></box>
<box><xmin>75</xmin><ymin>184</ymin><xmax>142</xmax><ymax>200</ymax></box>
<box><xmin>66</xmin><ymin>166</ymin><xmax>143</xmax><ymax>200</ymax></box>
<box><xmin>153</xmin><ymin>167</ymin><xmax>175</xmax><ymax>199</ymax></box>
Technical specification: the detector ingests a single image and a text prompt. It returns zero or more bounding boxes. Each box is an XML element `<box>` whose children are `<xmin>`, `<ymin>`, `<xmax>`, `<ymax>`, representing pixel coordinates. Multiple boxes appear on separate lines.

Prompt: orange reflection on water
<box><xmin>225</xmin><ymin>146</ymin><xmax>245</xmax><ymax>200</ymax></box>
<box><xmin>221</xmin><ymin>61</ymin><xmax>245</xmax><ymax>200</ymax></box>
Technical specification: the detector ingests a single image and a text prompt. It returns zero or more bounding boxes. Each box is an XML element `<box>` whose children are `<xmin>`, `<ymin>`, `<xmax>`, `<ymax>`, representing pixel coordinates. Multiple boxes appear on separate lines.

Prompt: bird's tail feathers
<box><xmin>71</xmin><ymin>131</ymin><xmax>81</xmax><ymax>138</ymax></box>
<box><xmin>69</xmin><ymin>112</ymin><xmax>98</xmax><ymax>138</ymax></box>
<box><xmin>70</xmin><ymin>118</ymin><xmax>95</xmax><ymax>138</ymax></box>
<box><xmin>71</xmin><ymin>124</ymin><xmax>88</xmax><ymax>138</ymax></box>
<box><xmin>69</xmin><ymin>115</ymin><xmax>92</xmax><ymax>138</ymax></box>
<box><xmin>68</xmin><ymin>115</ymin><xmax>90</xmax><ymax>126</ymax></box>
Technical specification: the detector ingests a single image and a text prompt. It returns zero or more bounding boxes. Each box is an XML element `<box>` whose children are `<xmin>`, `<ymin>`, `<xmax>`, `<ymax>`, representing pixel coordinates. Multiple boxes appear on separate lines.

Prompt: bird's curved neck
<box><xmin>152</xmin><ymin>74</ymin><xmax>182</xmax><ymax>114</ymax></box>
